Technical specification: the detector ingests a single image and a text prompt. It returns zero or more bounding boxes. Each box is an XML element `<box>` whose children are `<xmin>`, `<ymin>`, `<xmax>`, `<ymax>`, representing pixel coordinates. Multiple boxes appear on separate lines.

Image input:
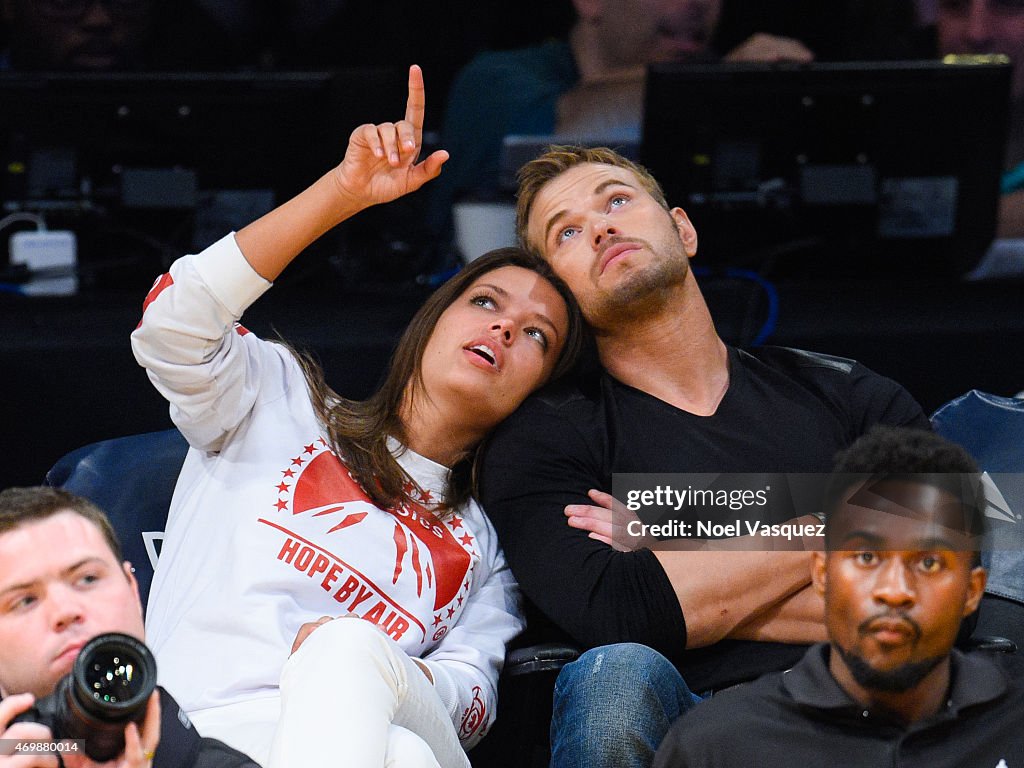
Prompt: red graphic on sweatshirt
<box><xmin>264</xmin><ymin>522</ymin><xmax>420</xmax><ymax>641</ymax></box>
<box><xmin>136</xmin><ymin>273</ymin><xmax>174</xmax><ymax>328</ymax></box>
<box><xmin>283</xmin><ymin>446</ymin><xmax>472</xmax><ymax>612</ymax></box>
<box><xmin>136</xmin><ymin>273</ymin><xmax>250</xmax><ymax>335</ymax></box>
<box><xmin>458</xmin><ymin>686</ymin><xmax>487</xmax><ymax>739</ymax></box>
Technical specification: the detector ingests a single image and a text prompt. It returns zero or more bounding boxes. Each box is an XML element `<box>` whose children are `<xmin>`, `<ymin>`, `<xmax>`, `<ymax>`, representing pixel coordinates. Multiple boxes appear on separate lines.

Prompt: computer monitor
<box><xmin>641</xmin><ymin>60</ymin><xmax>1012</xmax><ymax>277</ymax></box>
<box><xmin>0</xmin><ymin>68</ymin><xmax>407</xmax><ymax>283</ymax></box>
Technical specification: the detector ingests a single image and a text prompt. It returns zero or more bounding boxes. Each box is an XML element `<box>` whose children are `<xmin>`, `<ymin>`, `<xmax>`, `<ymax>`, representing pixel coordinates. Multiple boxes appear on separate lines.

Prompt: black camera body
<box><xmin>14</xmin><ymin>633</ymin><xmax>157</xmax><ymax>762</ymax></box>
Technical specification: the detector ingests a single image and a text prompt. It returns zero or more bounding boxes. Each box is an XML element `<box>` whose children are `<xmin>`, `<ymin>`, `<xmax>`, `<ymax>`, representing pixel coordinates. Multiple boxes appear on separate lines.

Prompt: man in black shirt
<box><xmin>479</xmin><ymin>146</ymin><xmax>929</xmax><ymax>768</ymax></box>
<box><xmin>654</xmin><ymin>427</ymin><xmax>1023</xmax><ymax>768</ymax></box>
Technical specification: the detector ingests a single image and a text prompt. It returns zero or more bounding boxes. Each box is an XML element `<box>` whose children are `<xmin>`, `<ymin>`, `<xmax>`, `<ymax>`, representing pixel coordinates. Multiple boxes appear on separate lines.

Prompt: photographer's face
<box><xmin>0</xmin><ymin>511</ymin><xmax>144</xmax><ymax>698</ymax></box>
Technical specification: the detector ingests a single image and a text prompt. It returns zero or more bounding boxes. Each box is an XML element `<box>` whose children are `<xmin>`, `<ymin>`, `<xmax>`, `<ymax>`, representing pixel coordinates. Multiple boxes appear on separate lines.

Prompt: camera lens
<box><xmin>55</xmin><ymin>633</ymin><xmax>157</xmax><ymax>761</ymax></box>
<box><xmin>72</xmin><ymin>633</ymin><xmax>156</xmax><ymax>718</ymax></box>
<box><xmin>82</xmin><ymin>647</ymin><xmax>148</xmax><ymax>704</ymax></box>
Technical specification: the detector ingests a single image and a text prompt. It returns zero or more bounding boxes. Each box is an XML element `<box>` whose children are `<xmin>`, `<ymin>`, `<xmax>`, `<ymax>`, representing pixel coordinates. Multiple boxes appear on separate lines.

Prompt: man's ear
<box><xmin>811</xmin><ymin>551</ymin><xmax>828</xmax><ymax>597</ymax></box>
<box><xmin>671</xmin><ymin>207</ymin><xmax>698</xmax><ymax>257</ymax></box>
<box><xmin>122</xmin><ymin>561</ymin><xmax>143</xmax><ymax>611</ymax></box>
<box><xmin>963</xmin><ymin>565</ymin><xmax>987</xmax><ymax>617</ymax></box>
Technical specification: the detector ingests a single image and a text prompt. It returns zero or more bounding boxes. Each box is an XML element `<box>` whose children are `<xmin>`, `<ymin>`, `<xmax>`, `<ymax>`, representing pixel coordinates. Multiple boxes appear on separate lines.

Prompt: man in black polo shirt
<box><xmin>654</xmin><ymin>427</ymin><xmax>1024</xmax><ymax>768</ymax></box>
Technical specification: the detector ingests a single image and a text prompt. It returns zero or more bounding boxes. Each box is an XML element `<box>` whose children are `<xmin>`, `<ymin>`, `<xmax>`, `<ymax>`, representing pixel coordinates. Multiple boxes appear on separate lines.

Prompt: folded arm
<box><xmin>566</xmin><ymin>489</ymin><xmax>824</xmax><ymax>647</ymax></box>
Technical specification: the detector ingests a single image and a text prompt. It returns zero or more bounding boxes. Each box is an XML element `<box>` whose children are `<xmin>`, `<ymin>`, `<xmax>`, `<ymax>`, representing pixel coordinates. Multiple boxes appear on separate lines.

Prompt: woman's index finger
<box><xmin>405</xmin><ymin>64</ymin><xmax>426</xmax><ymax>134</ymax></box>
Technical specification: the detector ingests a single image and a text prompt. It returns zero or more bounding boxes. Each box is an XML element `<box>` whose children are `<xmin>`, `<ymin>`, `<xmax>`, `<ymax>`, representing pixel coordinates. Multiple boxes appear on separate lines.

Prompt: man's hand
<box><xmin>62</xmin><ymin>693</ymin><xmax>160</xmax><ymax>768</ymax></box>
<box><xmin>331</xmin><ymin>64</ymin><xmax>448</xmax><ymax>209</ymax></box>
<box><xmin>998</xmin><ymin>189</ymin><xmax>1024</xmax><ymax>238</ymax></box>
<box><xmin>1</xmin><ymin>693</ymin><xmax>58</xmax><ymax>768</ymax></box>
<box><xmin>724</xmin><ymin>33</ymin><xmax>814</xmax><ymax>63</ymax></box>
<box><xmin>565</xmin><ymin>489</ymin><xmax>650</xmax><ymax>551</ymax></box>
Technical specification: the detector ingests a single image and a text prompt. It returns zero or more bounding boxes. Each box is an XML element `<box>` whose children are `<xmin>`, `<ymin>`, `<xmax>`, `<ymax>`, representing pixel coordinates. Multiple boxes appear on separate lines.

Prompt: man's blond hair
<box><xmin>515</xmin><ymin>145</ymin><xmax>669</xmax><ymax>253</ymax></box>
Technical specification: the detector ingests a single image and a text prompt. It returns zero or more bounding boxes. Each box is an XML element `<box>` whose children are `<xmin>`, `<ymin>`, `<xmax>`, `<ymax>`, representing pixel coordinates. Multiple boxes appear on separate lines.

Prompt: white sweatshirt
<box><xmin>131</xmin><ymin>234</ymin><xmax>523</xmax><ymax>751</ymax></box>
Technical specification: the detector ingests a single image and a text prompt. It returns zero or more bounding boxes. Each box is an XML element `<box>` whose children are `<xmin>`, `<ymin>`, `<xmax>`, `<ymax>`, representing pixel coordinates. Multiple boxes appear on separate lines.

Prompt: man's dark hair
<box><xmin>822</xmin><ymin>426</ymin><xmax>987</xmax><ymax>564</ymax></box>
<box><xmin>0</xmin><ymin>486</ymin><xmax>124</xmax><ymax>562</ymax></box>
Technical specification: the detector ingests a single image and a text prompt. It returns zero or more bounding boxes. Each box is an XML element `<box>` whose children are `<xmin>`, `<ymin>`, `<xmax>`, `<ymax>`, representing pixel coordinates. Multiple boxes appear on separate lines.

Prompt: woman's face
<box><xmin>418</xmin><ymin>266</ymin><xmax>570</xmax><ymax>429</ymax></box>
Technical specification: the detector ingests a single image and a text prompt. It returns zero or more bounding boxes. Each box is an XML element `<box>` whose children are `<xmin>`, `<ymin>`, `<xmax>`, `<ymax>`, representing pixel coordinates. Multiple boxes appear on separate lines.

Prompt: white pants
<box><xmin>267</xmin><ymin>618</ymin><xmax>471</xmax><ymax>768</ymax></box>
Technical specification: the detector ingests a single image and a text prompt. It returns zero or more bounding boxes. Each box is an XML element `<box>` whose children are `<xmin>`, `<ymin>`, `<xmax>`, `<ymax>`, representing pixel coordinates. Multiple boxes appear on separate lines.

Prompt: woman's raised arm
<box><xmin>236</xmin><ymin>64</ymin><xmax>447</xmax><ymax>281</ymax></box>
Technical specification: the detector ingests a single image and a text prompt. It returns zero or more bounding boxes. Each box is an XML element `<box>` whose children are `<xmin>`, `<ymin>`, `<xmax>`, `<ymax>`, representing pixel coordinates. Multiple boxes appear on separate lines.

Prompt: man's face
<box><xmin>812</xmin><ymin>480</ymin><xmax>986</xmax><ymax>695</ymax></box>
<box><xmin>0</xmin><ymin>511</ymin><xmax>145</xmax><ymax>698</ymax></box>
<box><xmin>525</xmin><ymin>162</ymin><xmax>697</xmax><ymax>329</ymax></box>
<box><xmin>938</xmin><ymin>0</ymin><xmax>1024</xmax><ymax>100</ymax></box>
<box><xmin>577</xmin><ymin>0</ymin><xmax>723</xmax><ymax>68</ymax></box>
<box><xmin>2</xmin><ymin>0</ymin><xmax>156</xmax><ymax>70</ymax></box>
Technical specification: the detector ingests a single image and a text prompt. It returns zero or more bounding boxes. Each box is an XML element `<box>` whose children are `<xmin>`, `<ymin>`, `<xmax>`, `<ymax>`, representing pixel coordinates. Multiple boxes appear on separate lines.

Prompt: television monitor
<box><xmin>0</xmin><ymin>68</ymin><xmax>408</xmax><ymax>283</ymax></box>
<box><xmin>641</xmin><ymin>60</ymin><xmax>1012</xmax><ymax>277</ymax></box>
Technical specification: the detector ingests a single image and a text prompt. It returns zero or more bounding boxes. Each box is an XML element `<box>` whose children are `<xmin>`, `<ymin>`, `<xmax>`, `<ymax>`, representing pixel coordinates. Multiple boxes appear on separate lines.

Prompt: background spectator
<box><xmin>1</xmin><ymin>0</ymin><xmax>159</xmax><ymax>70</ymax></box>
<box><xmin>431</xmin><ymin>0</ymin><xmax>816</xmax><ymax>258</ymax></box>
<box><xmin>935</xmin><ymin>0</ymin><xmax>1024</xmax><ymax>237</ymax></box>
<box><xmin>0</xmin><ymin>0</ymin><xmax>246</xmax><ymax>71</ymax></box>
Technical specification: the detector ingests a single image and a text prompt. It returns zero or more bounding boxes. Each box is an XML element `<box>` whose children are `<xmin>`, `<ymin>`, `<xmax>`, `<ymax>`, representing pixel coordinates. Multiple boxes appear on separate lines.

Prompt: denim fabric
<box><xmin>549</xmin><ymin>643</ymin><xmax>701</xmax><ymax>768</ymax></box>
<box><xmin>984</xmin><ymin>518</ymin><xmax>1024</xmax><ymax>605</ymax></box>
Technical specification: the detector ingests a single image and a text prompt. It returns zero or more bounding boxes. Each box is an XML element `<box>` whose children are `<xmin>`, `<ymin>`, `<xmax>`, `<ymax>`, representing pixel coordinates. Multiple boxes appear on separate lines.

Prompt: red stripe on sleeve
<box><xmin>135</xmin><ymin>273</ymin><xmax>174</xmax><ymax>329</ymax></box>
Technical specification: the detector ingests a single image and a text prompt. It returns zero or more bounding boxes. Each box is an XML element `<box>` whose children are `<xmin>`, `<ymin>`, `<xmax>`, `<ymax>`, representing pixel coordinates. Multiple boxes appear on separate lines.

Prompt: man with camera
<box><xmin>0</xmin><ymin>486</ymin><xmax>259</xmax><ymax>768</ymax></box>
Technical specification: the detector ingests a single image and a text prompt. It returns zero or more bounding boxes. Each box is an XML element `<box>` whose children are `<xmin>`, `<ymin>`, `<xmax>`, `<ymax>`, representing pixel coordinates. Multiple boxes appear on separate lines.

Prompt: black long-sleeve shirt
<box><xmin>480</xmin><ymin>346</ymin><xmax>929</xmax><ymax>692</ymax></box>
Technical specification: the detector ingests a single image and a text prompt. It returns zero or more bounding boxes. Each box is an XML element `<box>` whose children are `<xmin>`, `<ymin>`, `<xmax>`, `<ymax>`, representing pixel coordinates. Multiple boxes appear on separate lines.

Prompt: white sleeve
<box><xmin>417</xmin><ymin>515</ymin><xmax>525</xmax><ymax>751</ymax></box>
<box><xmin>130</xmin><ymin>233</ymin><xmax>286</xmax><ymax>453</ymax></box>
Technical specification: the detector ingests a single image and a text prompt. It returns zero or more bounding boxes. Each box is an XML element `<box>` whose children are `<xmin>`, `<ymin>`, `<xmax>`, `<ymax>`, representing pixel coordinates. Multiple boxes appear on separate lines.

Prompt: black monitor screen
<box><xmin>641</xmin><ymin>60</ymin><xmax>1012</xmax><ymax>277</ymax></box>
<box><xmin>0</xmin><ymin>68</ymin><xmax>407</xmax><ymax>283</ymax></box>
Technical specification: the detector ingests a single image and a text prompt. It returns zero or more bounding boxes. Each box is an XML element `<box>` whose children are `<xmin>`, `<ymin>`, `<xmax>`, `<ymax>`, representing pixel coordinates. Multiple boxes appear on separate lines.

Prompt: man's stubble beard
<box><xmin>589</xmin><ymin>238</ymin><xmax>690</xmax><ymax>329</ymax></box>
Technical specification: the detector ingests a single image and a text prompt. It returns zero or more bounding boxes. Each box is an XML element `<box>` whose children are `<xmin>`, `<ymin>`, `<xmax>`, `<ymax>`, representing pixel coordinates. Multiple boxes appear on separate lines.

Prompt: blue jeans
<box><xmin>550</xmin><ymin>643</ymin><xmax>701</xmax><ymax>768</ymax></box>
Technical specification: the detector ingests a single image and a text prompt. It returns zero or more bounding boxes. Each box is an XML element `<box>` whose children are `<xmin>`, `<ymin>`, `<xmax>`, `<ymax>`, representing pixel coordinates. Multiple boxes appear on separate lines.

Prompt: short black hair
<box><xmin>823</xmin><ymin>426</ymin><xmax>986</xmax><ymax>564</ymax></box>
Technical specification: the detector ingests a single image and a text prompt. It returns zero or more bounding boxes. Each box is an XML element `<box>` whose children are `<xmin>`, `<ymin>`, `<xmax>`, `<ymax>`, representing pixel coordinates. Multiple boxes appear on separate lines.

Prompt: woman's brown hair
<box><xmin>291</xmin><ymin>247</ymin><xmax>583</xmax><ymax>515</ymax></box>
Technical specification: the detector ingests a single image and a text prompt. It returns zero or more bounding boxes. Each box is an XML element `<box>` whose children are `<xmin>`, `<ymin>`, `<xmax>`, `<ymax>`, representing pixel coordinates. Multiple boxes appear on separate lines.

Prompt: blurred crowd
<box><xmin>2</xmin><ymin>0</ymin><xmax>1022</xmax><ymax>247</ymax></box>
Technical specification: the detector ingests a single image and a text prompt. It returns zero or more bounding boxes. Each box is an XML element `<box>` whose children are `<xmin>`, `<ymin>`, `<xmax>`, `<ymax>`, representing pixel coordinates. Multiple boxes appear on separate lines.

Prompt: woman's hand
<box><xmin>290</xmin><ymin>615</ymin><xmax>335</xmax><ymax>656</ymax></box>
<box><xmin>234</xmin><ymin>64</ymin><xmax>448</xmax><ymax>281</ymax></box>
<box><xmin>331</xmin><ymin>65</ymin><xmax>448</xmax><ymax>210</ymax></box>
<box><xmin>289</xmin><ymin>616</ymin><xmax>435</xmax><ymax>683</ymax></box>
